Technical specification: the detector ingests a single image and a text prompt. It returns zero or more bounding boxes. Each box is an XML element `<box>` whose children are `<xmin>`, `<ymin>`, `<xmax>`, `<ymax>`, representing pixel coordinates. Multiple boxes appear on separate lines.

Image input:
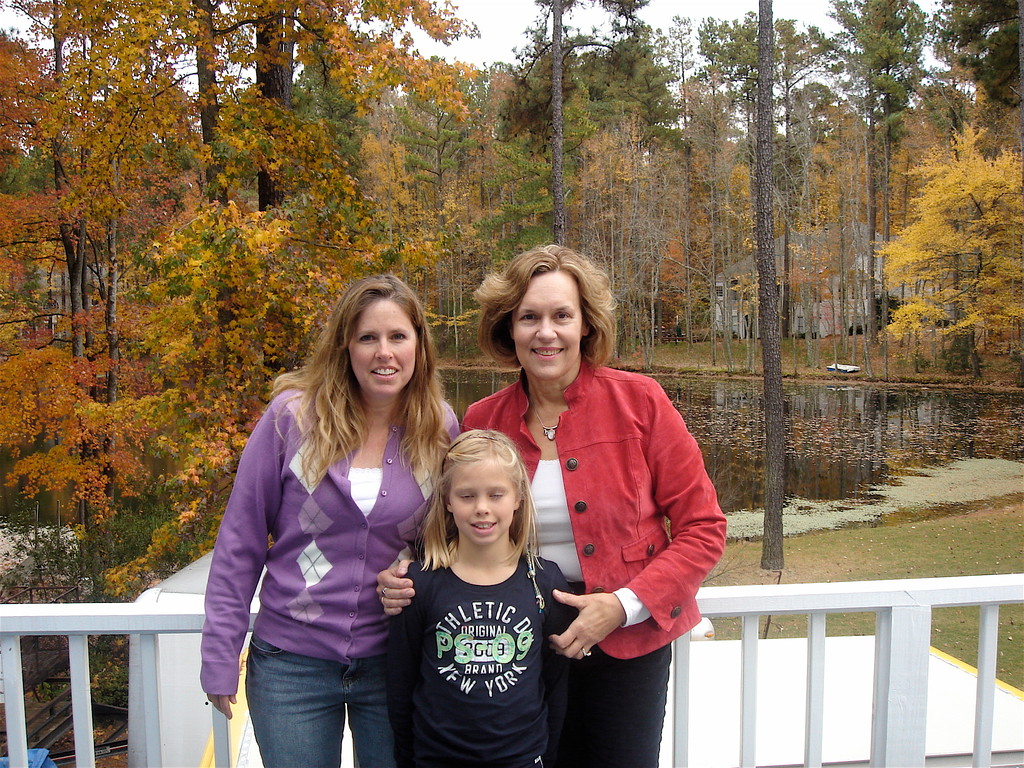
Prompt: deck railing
<box><xmin>1</xmin><ymin>573</ymin><xmax>1021</xmax><ymax>768</ymax></box>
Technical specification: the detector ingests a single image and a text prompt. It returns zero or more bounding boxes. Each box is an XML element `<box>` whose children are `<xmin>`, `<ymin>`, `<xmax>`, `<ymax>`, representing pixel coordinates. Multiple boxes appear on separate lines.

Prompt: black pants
<box><xmin>555</xmin><ymin>644</ymin><xmax>672</xmax><ymax>768</ymax></box>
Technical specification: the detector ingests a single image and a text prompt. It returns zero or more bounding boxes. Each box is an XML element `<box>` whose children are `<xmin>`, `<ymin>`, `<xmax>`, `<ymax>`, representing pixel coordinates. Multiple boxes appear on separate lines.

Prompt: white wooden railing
<box><xmin>1</xmin><ymin>573</ymin><xmax>1021</xmax><ymax>768</ymax></box>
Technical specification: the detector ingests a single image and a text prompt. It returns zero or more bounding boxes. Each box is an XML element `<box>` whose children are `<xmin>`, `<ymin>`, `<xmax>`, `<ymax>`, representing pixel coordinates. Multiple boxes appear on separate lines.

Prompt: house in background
<box><xmin>712</xmin><ymin>222</ymin><xmax>885</xmax><ymax>340</ymax></box>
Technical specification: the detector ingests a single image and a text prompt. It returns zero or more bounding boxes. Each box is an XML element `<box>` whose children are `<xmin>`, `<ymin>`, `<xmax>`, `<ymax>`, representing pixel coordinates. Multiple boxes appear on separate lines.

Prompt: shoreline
<box><xmin>724</xmin><ymin>458</ymin><xmax>1024</xmax><ymax>539</ymax></box>
<box><xmin>439</xmin><ymin>358</ymin><xmax>1024</xmax><ymax>394</ymax></box>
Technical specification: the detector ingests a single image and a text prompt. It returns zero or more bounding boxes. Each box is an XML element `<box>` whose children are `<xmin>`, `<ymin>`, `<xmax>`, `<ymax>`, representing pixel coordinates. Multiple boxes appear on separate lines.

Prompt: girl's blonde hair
<box><xmin>420</xmin><ymin>430</ymin><xmax>539</xmax><ymax>571</ymax></box>
<box><xmin>272</xmin><ymin>274</ymin><xmax>449</xmax><ymax>486</ymax></box>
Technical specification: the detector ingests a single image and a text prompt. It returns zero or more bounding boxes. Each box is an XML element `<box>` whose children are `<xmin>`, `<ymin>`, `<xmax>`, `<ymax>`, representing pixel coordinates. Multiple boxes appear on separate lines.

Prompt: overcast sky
<box><xmin>1</xmin><ymin>0</ymin><xmax>939</xmax><ymax>69</ymax></box>
<box><xmin>414</xmin><ymin>0</ymin><xmax>850</xmax><ymax>68</ymax></box>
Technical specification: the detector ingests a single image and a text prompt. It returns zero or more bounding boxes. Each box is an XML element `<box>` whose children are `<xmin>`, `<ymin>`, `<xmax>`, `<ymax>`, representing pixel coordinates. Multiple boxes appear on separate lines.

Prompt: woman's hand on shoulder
<box><xmin>377</xmin><ymin>559</ymin><xmax>415</xmax><ymax>616</ymax></box>
<box><xmin>547</xmin><ymin>590</ymin><xmax>626</xmax><ymax>659</ymax></box>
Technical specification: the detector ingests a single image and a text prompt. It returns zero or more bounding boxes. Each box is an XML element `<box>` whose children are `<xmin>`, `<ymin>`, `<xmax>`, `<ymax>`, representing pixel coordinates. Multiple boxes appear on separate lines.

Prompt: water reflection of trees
<box><xmin>5</xmin><ymin>371</ymin><xmax>1016</xmax><ymax>524</ymax></box>
<box><xmin>663</xmin><ymin>378</ymin><xmax>1023</xmax><ymax>512</ymax></box>
<box><xmin>441</xmin><ymin>370</ymin><xmax>1022</xmax><ymax>514</ymax></box>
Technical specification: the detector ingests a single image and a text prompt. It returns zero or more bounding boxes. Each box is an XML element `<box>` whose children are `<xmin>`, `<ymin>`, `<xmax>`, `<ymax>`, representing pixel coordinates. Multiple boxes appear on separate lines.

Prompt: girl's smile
<box><xmin>447</xmin><ymin>458</ymin><xmax>521</xmax><ymax>554</ymax></box>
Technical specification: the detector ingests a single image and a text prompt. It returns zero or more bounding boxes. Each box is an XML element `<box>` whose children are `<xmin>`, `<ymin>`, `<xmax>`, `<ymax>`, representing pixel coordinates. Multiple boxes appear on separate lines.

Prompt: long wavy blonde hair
<box><xmin>272</xmin><ymin>274</ymin><xmax>450</xmax><ymax>486</ymax></box>
<box><xmin>420</xmin><ymin>430</ymin><xmax>540</xmax><ymax>571</ymax></box>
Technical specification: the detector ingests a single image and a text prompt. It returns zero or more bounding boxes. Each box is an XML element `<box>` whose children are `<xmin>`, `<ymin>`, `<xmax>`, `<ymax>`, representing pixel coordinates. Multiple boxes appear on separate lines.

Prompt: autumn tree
<box><xmin>774</xmin><ymin>20</ymin><xmax>831</xmax><ymax>338</ymax></box>
<box><xmin>116</xmin><ymin>1</ymin><xmax>474</xmax><ymax>587</ymax></box>
<box><xmin>832</xmin><ymin>0</ymin><xmax>926</xmax><ymax>377</ymax></box>
<box><xmin>691</xmin><ymin>28</ymin><xmax>754</xmax><ymax>369</ymax></box>
<box><xmin>576</xmin><ymin>118</ymin><xmax>677</xmax><ymax>366</ymax></box>
<box><xmin>882</xmin><ymin>127</ymin><xmax>1023</xmax><ymax>377</ymax></box>
<box><xmin>0</xmin><ymin>0</ymin><xmax>474</xmax><ymax>593</ymax></box>
<box><xmin>398</xmin><ymin>89</ymin><xmax>476</xmax><ymax>227</ymax></box>
<box><xmin>0</xmin><ymin>0</ymin><xmax>193</xmax><ymax>532</ymax></box>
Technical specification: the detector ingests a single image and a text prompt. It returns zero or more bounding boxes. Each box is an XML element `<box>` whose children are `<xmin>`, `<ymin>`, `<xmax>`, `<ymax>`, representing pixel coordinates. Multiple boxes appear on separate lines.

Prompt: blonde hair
<box><xmin>475</xmin><ymin>244</ymin><xmax>617</xmax><ymax>368</ymax></box>
<box><xmin>420</xmin><ymin>430</ymin><xmax>539</xmax><ymax>571</ymax></box>
<box><xmin>272</xmin><ymin>274</ymin><xmax>449</xmax><ymax>485</ymax></box>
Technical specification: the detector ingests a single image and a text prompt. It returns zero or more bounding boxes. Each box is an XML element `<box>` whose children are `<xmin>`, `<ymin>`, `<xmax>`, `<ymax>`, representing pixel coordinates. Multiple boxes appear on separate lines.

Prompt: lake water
<box><xmin>3</xmin><ymin>370</ymin><xmax>1022</xmax><ymax>524</ymax></box>
<box><xmin>442</xmin><ymin>369</ymin><xmax>1024</xmax><ymax>515</ymax></box>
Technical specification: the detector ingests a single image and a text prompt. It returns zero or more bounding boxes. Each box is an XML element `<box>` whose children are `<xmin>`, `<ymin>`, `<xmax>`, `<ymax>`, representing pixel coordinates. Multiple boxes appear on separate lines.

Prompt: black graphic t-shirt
<box><xmin>387</xmin><ymin>558</ymin><xmax>572</xmax><ymax>768</ymax></box>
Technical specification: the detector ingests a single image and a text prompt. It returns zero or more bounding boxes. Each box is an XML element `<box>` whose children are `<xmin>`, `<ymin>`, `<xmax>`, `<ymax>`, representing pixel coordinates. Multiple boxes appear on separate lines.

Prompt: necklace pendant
<box><xmin>542</xmin><ymin>425</ymin><xmax>557</xmax><ymax>441</ymax></box>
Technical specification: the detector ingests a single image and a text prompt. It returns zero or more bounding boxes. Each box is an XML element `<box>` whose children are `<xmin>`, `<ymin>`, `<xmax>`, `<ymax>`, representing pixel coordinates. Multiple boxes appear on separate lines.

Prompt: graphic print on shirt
<box><xmin>433</xmin><ymin>599</ymin><xmax>536</xmax><ymax>698</ymax></box>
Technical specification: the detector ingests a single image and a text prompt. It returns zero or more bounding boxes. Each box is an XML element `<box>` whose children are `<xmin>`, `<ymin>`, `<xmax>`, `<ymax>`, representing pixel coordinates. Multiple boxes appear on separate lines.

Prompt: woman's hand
<box><xmin>376</xmin><ymin>559</ymin><xmax>415</xmax><ymax>616</ymax></box>
<box><xmin>547</xmin><ymin>589</ymin><xmax>626</xmax><ymax>659</ymax></box>
<box><xmin>207</xmin><ymin>693</ymin><xmax>236</xmax><ymax>719</ymax></box>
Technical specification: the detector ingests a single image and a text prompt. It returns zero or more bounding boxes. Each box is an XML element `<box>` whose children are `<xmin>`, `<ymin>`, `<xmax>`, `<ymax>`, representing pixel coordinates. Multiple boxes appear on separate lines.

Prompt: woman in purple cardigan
<box><xmin>201</xmin><ymin>275</ymin><xmax>458</xmax><ymax>768</ymax></box>
<box><xmin>381</xmin><ymin>246</ymin><xmax>726</xmax><ymax>767</ymax></box>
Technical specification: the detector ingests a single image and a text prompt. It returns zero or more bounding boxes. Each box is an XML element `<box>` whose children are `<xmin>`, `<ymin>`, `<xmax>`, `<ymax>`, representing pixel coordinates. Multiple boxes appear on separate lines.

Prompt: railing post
<box><xmin>212</xmin><ymin>706</ymin><xmax>232</xmax><ymax>768</ymax></box>
<box><xmin>804</xmin><ymin>612</ymin><xmax>827</xmax><ymax>768</ymax></box>
<box><xmin>740</xmin><ymin>614</ymin><xmax>759</xmax><ymax>768</ymax></box>
<box><xmin>972</xmin><ymin>604</ymin><xmax>1000</xmax><ymax>768</ymax></box>
<box><xmin>68</xmin><ymin>634</ymin><xmax>97</xmax><ymax>768</ymax></box>
<box><xmin>137</xmin><ymin>633</ymin><xmax>163</xmax><ymax>768</ymax></box>
<box><xmin>672</xmin><ymin>633</ymin><xmax>692</xmax><ymax>768</ymax></box>
<box><xmin>1</xmin><ymin>636</ymin><xmax>30</xmax><ymax>768</ymax></box>
<box><xmin>871</xmin><ymin>605</ymin><xmax>931</xmax><ymax>767</ymax></box>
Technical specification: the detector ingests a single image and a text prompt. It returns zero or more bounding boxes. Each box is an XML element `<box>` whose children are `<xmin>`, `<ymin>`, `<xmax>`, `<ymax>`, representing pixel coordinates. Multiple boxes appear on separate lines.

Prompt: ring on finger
<box><xmin>380</xmin><ymin>586</ymin><xmax>388</xmax><ymax>599</ymax></box>
<box><xmin>582</xmin><ymin>647</ymin><xmax>591</xmax><ymax>657</ymax></box>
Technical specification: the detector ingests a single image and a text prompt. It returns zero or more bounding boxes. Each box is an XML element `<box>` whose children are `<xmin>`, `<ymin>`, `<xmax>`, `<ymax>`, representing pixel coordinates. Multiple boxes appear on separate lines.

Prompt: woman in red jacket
<box><xmin>382</xmin><ymin>245</ymin><xmax>726</xmax><ymax>767</ymax></box>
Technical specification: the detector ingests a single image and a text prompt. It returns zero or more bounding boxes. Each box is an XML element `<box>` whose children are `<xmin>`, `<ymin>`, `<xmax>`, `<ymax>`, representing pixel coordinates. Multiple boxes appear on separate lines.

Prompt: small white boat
<box><xmin>826</xmin><ymin>363</ymin><xmax>861</xmax><ymax>374</ymax></box>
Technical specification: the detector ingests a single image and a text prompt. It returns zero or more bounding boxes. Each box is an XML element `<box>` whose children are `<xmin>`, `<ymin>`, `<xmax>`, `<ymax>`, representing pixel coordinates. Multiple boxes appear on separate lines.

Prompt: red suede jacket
<box><xmin>463</xmin><ymin>363</ymin><xmax>727</xmax><ymax>660</ymax></box>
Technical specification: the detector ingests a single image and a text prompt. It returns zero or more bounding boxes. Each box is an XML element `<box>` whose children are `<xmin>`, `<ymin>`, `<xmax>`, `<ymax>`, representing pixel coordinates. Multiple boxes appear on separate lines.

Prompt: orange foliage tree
<box><xmin>0</xmin><ymin>0</ymin><xmax>471</xmax><ymax>594</ymax></box>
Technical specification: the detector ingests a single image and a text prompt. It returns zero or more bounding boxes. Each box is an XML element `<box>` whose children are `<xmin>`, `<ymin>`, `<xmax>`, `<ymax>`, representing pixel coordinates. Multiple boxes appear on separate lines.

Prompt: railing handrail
<box><xmin>696</xmin><ymin>572</ymin><xmax>1024</xmax><ymax>614</ymax></box>
<box><xmin>0</xmin><ymin>602</ymin><xmax>209</xmax><ymax>635</ymax></box>
<box><xmin>2</xmin><ymin>572</ymin><xmax>1022</xmax><ymax>768</ymax></box>
<box><xmin>1</xmin><ymin>573</ymin><xmax>1020</xmax><ymax>635</ymax></box>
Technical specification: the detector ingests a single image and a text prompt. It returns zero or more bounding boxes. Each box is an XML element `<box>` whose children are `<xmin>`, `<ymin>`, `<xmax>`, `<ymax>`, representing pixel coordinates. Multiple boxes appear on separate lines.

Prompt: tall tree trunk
<box><xmin>551</xmin><ymin>0</ymin><xmax>566</xmax><ymax>243</ymax></box>
<box><xmin>105</xmin><ymin>219</ymin><xmax>120</xmax><ymax>405</ymax></box>
<box><xmin>56</xmin><ymin>219</ymin><xmax>84</xmax><ymax>355</ymax></box>
<box><xmin>51</xmin><ymin>23</ymin><xmax>87</xmax><ymax>359</ymax></box>
<box><xmin>859</xmin><ymin>132</ymin><xmax>875</xmax><ymax>378</ymax></box>
<box><xmin>1018</xmin><ymin>0</ymin><xmax>1024</xmax><ymax>387</ymax></box>
<box><xmin>866</xmin><ymin>114</ymin><xmax>878</xmax><ymax>344</ymax></box>
<box><xmin>880</xmin><ymin>116</ymin><xmax>892</xmax><ymax>379</ymax></box>
<box><xmin>50</xmin><ymin>14</ymin><xmax>90</xmax><ymax>530</ymax></box>
<box><xmin>100</xmin><ymin>218</ymin><xmax>120</xmax><ymax>505</ymax></box>
<box><xmin>194</xmin><ymin>0</ymin><xmax>227</xmax><ymax>204</ymax></box>
<box><xmin>71</xmin><ymin>219</ymin><xmax>88</xmax><ymax>359</ymax></box>
<box><xmin>755</xmin><ymin>0</ymin><xmax>785</xmax><ymax>571</ymax></box>
<box><xmin>683</xmin><ymin>144</ymin><xmax>694</xmax><ymax>345</ymax></box>
<box><xmin>781</xmin><ymin>220</ymin><xmax>791</xmax><ymax>337</ymax></box>
<box><xmin>256</xmin><ymin>11</ymin><xmax>294</xmax><ymax>211</ymax></box>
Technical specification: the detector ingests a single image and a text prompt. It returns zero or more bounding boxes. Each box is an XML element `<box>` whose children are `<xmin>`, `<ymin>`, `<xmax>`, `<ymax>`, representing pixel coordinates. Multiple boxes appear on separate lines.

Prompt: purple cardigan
<box><xmin>201</xmin><ymin>390</ymin><xmax>458</xmax><ymax>696</ymax></box>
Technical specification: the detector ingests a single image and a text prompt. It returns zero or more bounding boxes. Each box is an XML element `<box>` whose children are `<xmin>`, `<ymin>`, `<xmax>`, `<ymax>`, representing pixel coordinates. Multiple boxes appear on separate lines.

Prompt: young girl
<box><xmin>387</xmin><ymin>430</ymin><xmax>573</xmax><ymax>768</ymax></box>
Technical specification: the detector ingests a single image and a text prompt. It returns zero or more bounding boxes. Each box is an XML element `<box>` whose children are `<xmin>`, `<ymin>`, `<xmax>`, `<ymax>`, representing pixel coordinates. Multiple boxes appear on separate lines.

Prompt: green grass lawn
<box><xmin>705</xmin><ymin>499</ymin><xmax>1024</xmax><ymax>690</ymax></box>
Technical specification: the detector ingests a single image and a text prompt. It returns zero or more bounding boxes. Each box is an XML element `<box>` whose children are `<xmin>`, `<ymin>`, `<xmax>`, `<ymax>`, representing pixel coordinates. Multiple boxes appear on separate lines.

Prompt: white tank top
<box><xmin>349</xmin><ymin>466</ymin><xmax>383</xmax><ymax>516</ymax></box>
<box><xmin>531</xmin><ymin>459</ymin><xmax>583</xmax><ymax>582</ymax></box>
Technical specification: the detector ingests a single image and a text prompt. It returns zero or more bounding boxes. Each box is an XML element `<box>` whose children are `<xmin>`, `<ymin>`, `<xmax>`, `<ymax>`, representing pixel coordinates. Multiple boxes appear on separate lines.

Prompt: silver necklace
<box><xmin>536</xmin><ymin>411</ymin><xmax>560</xmax><ymax>441</ymax></box>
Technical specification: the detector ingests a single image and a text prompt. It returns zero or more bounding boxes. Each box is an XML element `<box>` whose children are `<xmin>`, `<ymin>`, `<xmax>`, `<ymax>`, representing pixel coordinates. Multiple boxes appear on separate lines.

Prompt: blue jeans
<box><xmin>245</xmin><ymin>634</ymin><xmax>396</xmax><ymax>768</ymax></box>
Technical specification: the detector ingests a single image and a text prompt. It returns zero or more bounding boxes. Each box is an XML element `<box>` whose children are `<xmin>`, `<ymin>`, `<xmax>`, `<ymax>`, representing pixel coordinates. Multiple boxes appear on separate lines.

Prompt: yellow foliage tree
<box><xmin>883</xmin><ymin>127</ymin><xmax>1023</xmax><ymax>377</ymax></box>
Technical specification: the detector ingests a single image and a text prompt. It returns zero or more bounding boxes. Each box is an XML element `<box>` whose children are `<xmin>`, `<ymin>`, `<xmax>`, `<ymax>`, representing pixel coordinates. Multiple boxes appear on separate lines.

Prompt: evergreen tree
<box><xmin>938</xmin><ymin>0</ymin><xmax>1020</xmax><ymax>106</ymax></box>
